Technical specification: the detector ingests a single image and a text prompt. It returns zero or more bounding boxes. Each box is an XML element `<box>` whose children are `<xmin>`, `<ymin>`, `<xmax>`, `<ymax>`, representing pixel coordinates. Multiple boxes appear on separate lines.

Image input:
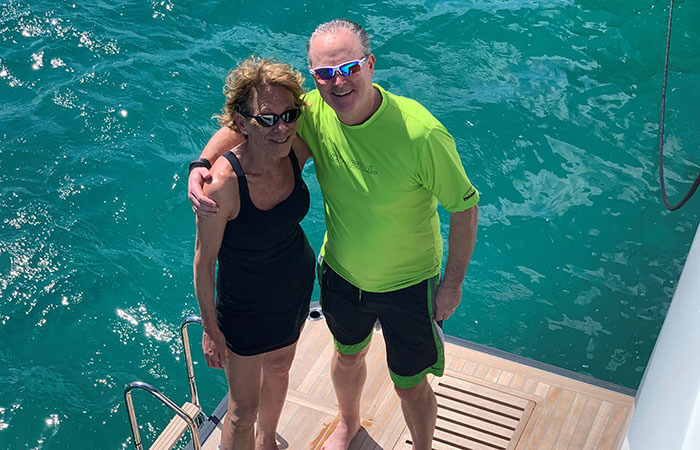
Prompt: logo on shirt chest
<box><xmin>329</xmin><ymin>151</ymin><xmax>378</xmax><ymax>175</ymax></box>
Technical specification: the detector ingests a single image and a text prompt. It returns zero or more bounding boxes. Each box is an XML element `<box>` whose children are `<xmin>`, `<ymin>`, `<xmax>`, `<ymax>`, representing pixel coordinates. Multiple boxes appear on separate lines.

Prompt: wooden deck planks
<box><xmin>529</xmin><ymin>388</ymin><xmax>577</xmax><ymax>449</ymax></box>
<box><xmin>551</xmin><ymin>393</ymin><xmax>590</xmax><ymax>449</ymax></box>
<box><xmin>567</xmin><ymin>398</ymin><xmax>603</xmax><ymax>449</ymax></box>
<box><xmin>601</xmin><ymin>403</ymin><xmax>634</xmax><ymax>450</ymax></box>
<box><xmin>199</xmin><ymin>318</ymin><xmax>633</xmax><ymax>450</ymax></box>
<box><xmin>582</xmin><ymin>401</ymin><xmax>614</xmax><ymax>449</ymax></box>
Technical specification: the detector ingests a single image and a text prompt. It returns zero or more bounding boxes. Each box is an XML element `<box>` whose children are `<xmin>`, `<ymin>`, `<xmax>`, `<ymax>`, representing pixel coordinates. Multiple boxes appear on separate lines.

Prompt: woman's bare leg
<box><xmin>221</xmin><ymin>350</ymin><xmax>264</xmax><ymax>450</ymax></box>
<box><xmin>255</xmin><ymin>340</ymin><xmax>300</xmax><ymax>450</ymax></box>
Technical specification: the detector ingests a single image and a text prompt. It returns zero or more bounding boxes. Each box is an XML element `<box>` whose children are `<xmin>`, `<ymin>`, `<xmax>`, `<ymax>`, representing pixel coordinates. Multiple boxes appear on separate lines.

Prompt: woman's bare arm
<box><xmin>188</xmin><ymin>127</ymin><xmax>245</xmax><ymax>216</ymax></box>
<box><xmin>193</xmin><ymin>162</ymin><xmax>239</xmax><ymax>367</ymax></box>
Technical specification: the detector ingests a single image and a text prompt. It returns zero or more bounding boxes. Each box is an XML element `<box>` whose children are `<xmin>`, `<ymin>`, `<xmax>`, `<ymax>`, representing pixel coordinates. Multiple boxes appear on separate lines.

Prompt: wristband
<box><xmin>188</xmin><ymin>157</ymin><xmax>211</xmax><ymax>174</ymax></box>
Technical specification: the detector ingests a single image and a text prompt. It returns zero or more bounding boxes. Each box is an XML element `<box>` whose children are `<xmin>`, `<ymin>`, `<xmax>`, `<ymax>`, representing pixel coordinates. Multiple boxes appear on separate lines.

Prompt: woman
<box><xmin>193</xmin><ymin>56</ymin><xmax>315</xmax><ymax>450</ymax></box>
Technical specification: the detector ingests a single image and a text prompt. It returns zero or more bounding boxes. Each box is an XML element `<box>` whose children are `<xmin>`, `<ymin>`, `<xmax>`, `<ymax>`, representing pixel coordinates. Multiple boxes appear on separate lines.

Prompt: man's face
<box><xmin>308</xmin><ymin>29</ymin><xmax>376</xmax><ymax>125</ymax></box>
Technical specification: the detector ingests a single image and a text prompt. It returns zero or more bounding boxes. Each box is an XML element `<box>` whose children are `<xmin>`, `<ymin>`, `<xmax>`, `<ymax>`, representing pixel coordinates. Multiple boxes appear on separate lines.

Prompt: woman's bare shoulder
<box><xmin>292</xmin><ymin>133</ymin><xmax>312</xmax><ymax>169</ymax></box>
<box><xmin>203</xmin><ymin>154</ymin><xmax>240</xmax><ymax>218</ymax></box>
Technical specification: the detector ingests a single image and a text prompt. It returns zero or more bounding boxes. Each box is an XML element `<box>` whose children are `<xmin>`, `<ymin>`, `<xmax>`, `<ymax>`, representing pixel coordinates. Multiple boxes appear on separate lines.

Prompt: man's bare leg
<box><xmin>321</xmin><ymin>345</ymin><xmax>371</xmax><ymax>450</ymax></box>
<box><xmin>255</xmin><ymin>342</ymin><xmax>299</xmax><ymax>450</ymax></box>
<box><xmin>394</xmin><ymin>378</ymin><xmax>437</xmax><ymax>450</ymax></box>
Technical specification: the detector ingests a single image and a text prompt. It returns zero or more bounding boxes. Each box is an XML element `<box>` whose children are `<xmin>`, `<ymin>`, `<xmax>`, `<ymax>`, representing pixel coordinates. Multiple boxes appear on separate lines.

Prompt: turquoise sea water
<box><xmin>1</xmin><ymin>0</ymin><xmax>699</xmax><ymax>447</ymax></box>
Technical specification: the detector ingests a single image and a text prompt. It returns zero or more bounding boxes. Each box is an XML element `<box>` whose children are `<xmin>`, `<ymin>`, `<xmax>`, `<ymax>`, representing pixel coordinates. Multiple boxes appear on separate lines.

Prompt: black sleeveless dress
<box><xmin>215</xmin><ymin>149</ymin><xmax>315</xmax><ymax>356</ymax></box>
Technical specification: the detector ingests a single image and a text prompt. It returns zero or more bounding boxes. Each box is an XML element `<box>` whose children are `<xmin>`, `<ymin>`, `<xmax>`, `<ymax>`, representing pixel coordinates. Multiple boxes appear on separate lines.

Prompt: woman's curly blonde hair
<box><xmin>215</xmin><ymin>56</ymin><xmax>305</xmax><ymax>131</ymax></box>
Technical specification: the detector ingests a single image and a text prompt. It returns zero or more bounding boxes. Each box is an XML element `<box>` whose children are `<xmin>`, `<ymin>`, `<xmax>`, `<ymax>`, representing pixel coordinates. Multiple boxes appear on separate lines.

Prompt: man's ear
<box><xmin>367</xmin><ymin>54</ymin><xmax>376</xmax><ymax>77</ymax></box>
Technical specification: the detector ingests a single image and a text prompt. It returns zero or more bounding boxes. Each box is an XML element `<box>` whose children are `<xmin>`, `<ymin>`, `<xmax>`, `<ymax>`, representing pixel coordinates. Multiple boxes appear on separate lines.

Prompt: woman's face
<box><xmin>237</xmin><ymin>84</ymin><xmax>298</xmax><ymax>156</ymax></box>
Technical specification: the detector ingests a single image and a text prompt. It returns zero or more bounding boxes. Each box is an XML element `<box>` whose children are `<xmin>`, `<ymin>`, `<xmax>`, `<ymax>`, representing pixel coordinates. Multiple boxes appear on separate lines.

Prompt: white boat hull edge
<box><xmin>624</xmin><ymin>222</ymin><xmax>700</xmax><ymax>449</ymax></box>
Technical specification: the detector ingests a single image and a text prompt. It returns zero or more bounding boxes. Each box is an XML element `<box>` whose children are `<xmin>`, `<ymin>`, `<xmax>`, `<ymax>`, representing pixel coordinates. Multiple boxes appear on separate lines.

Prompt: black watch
<box><xmin>188</xmin><ymin>157</ymin><xmax>211</xmax><ymax>174</ymax></box>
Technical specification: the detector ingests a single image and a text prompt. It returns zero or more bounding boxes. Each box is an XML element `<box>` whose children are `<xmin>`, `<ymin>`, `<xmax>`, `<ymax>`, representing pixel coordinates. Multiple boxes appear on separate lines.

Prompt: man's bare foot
<box><xmin>321</xmin><ymin>418</ymin><xmax>361</xmax><ymax>450</ymax></box>
<box><xmin>255</xmin><ymin>431</ymin><xmax>279</xmax><ymax>450</ymax></box>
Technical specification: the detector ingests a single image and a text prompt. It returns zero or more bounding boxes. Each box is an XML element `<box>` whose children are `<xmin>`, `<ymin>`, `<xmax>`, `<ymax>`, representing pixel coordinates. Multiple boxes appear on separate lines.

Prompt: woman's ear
<box><xmin>233</xmin><ymin>112</ymin><xmax>247</xmax><ymax>136</ymax></box>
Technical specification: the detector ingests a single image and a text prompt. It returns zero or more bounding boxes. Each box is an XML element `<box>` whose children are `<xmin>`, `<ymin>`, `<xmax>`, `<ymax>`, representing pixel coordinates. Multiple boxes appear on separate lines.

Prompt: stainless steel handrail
<box><xmin>124</xmin><ymin>316</ymin><xmax>206</xmax><ymax>449</ymax></box>
<box><xmin>124</xmin><ymin>381</ymin><xmax>201</xmax><ymax>450</ymax></box>
<box><xmin>180</xmin><ymin>316</ymin><xmax>202</xmax><ymax>408</ymax></box>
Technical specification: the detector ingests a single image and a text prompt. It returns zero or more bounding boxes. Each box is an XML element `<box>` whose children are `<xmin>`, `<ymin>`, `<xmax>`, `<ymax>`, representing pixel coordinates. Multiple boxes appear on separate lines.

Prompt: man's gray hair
<box><xmin>307</xmin><ymin>19</ymin><xmax>371</xmax><ymax>63</ymax></box>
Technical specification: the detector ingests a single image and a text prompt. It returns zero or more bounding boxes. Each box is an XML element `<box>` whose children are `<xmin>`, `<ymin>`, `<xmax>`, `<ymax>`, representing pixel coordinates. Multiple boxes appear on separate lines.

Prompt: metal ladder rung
<box><xmin>150</xmin><ymin>402</ymin><xmax>202</xmax><ymax>450</ymax></box>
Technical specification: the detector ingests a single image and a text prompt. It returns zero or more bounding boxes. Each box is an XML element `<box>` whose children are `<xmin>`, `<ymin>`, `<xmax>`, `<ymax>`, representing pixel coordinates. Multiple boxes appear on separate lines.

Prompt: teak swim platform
<box><xmin>124</xmin><ymin>307</ymin><xmax>635</xmax><ymax>450</ymax></box>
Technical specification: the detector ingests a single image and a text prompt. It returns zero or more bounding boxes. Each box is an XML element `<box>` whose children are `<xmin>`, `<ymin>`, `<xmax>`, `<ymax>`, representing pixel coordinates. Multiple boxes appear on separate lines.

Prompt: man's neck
<box><xmin>338</xmin><ymin>86</ymin><xmax>382</xmax><ymax>126</ymax></box>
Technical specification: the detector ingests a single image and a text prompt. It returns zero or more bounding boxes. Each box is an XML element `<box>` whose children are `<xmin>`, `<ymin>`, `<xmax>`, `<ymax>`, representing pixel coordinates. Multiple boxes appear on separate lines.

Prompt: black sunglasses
<box><xmin>239</xmin><ymin>108</ymin><xmax>301</xmax><ymax>127</ymax></box>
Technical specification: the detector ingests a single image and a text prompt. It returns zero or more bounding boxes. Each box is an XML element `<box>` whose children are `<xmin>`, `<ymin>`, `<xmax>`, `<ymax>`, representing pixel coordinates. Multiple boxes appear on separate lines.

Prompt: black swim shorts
<box><xmin>318</xmin><ymin>260</ymin><xmax>444</xmax><ymax>388</ymax></box>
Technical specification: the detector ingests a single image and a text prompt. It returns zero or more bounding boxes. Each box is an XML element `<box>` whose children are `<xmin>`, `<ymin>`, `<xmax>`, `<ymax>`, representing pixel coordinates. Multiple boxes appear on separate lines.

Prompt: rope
<box><xmin>658</xmin><ymin>0</ymin><xmax>700</xmax><ymax>210</ymax></box>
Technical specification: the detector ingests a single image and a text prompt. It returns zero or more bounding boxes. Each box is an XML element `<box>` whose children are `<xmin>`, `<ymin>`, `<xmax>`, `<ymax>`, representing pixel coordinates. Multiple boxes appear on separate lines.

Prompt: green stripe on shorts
<box><xmin>334</xmin><ymin>329</ymin><xmax>373</xmax><ymax>355</ymax></box>
<box><xmin>389</xmin><ymin>275</ymin><xmax>445</xmax><ymax>389</ymax></box>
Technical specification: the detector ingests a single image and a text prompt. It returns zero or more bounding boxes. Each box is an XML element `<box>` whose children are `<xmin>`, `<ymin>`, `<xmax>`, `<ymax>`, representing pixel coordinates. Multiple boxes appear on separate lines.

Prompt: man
<box><xmin>189</xmin><ymin>19</ymin><xmax>479</xmax><ymax>450</ymax></box>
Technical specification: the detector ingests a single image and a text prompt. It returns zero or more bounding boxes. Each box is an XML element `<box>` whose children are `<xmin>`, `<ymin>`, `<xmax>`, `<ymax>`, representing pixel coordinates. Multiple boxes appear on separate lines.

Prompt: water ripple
<box><xmin>1</xmin><ymin>1</ymin><xmax>699</xmax><ymax>448</ymax></box>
